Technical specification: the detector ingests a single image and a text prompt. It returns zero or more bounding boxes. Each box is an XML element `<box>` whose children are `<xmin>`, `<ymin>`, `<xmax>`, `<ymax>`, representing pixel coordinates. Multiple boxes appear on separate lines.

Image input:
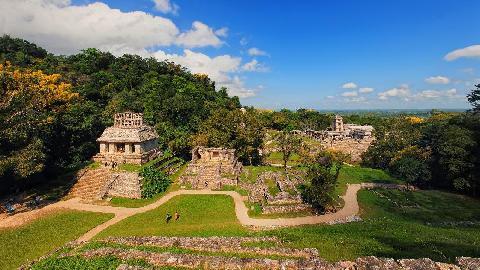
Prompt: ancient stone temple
<box><xmin>332</xmin><ymin>114</ymin><xmax>345</xmax><ymax>132</ymax></box>
<box><xmin>93</xmin><ymin>112</ymin><xmax>160</xmax><ymax>165</ymax></box>
<box><xmin>180</xmin><ymin>147</ymin><xmax>243</xmax><ymax>189</ymax></box>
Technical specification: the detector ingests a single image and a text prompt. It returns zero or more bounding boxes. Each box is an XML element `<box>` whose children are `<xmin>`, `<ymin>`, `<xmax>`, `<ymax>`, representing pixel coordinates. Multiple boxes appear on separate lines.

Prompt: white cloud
<box><xmin>415</xmin><ymin>88</ymin><xmax>462</xmax><ymax>99</ymax></box>
<box><xmin>176</xmin><ymin>21</ymin><xmax>224</xmax><ymax>48</ymax></box>
<box><xmin>378</xmin><ymin>84</ymin><xmax>463</xmax><ymax>102</ymax></box>
<box><xmin>240</xmin><ymin>37</ymin><xmax>248</xmax><ymax>46</ymax></box>
<box><xmin>358</xmin><ymin>87</ymin><xmax>374</xmax><ymax>94</ymax></box>
<box><xmin>378</xmin><ymin>85</ymin><xmax>411</xmax><ymax>101</ymax></box>
<box><xmin>214</xmin><ymin>27</ymin><xmax>228</xmax><ymax>37</ymax></box>
<box><xmin>0</xmin><ymin>0</ymin><xmax>180</xmax><ymax>55</ymax></box>
<box><xmin>154</xmin><ymin>49</ymin><xmax>257</xmax><ymax>98</ymax></box>
<box><xmin>461</xmin><ymin>68</ymin><xmax>475</xmax><ymax>75</ymax></box>
<box><xmin>341</xmin><ymin>91</ymin><xmax>358</xmax><ymax>97</ymax></box>
<box><xmin>345</xmin><ymin>96</ymin><xmax>367</xmax><ymax>103</ymax></box>
<box><xmin>242</xmin><ymin>59</ymin><xmax>269</xmax><ymax>72</ymax></box>
<box><xmin>248</xmin><ymin>47</ymin><xmax>268</xmax><ymax>56</ymax></box>
<box><xmin>425</xmin><ymin>76</ymin><xmax>450</xmax><ymax>84</ymax></box>
<box><xmin>0</xmin><ymin>0</ymin><xmax>226</xmax><ymax>55</ymax></box>
<box><xmin>152</xmin><ymin>0</ymin><xmax>179</xmax><ymax>14</ymax></box>
<box><xmin>445</xmin><ymin>45</ymin><xmax>480</xmax><ymax>61</ymax></box>
<box><xmin>342</xmin><ymin>82</ymin><xmax>357</xmax><ymax>89</ymax></box>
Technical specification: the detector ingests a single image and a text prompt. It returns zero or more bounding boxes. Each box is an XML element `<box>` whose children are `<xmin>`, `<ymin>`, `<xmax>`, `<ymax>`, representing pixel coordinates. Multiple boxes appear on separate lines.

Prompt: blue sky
<box><xmin>2</xmin><ymin>0</ymin><xmax>480</xmax><ymax>109</ymax></box>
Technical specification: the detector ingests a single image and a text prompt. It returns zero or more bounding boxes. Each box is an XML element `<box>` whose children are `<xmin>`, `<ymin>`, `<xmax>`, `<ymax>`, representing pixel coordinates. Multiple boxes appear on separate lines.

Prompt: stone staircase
<box><xmin>197</xmin><ymin>162</ymin><xmax>221</xmax><ymax>189</ymax></box>
<box><xmin>67</xmin><ymin>168</ymin><xmax>111</xmax><ymax>201</ymax></box>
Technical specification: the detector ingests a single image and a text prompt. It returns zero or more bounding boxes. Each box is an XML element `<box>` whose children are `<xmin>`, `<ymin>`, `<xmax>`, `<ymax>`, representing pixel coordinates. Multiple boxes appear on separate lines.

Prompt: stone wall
<box><xmin>262</xmin><ymin>204</ymin><xmax>312</xmax><ymax>215</ymax></box>
<box><xmin>106</xmin><ymin>172</ymin><xmax>142</xmax><ymax>199</ymax></box>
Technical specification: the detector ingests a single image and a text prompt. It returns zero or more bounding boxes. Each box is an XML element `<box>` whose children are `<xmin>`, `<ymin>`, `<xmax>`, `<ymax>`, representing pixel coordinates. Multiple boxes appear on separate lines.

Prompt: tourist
<box><xmin>165</xmin><ymin>213</ymin><xmax>172</xmax><ymax>223</ymax></box>
<box><xmin>174</xmin><ymin>211</ymin><xmax>180</xmax><ymax>221</ymax></box>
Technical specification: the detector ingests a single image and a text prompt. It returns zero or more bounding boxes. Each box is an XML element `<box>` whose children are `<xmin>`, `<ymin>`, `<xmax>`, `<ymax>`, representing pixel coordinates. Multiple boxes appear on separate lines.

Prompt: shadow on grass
<box><xmin>373</xmin><ymin>235</ymin><xmax>480</xmax><ymax>263</ymax></box>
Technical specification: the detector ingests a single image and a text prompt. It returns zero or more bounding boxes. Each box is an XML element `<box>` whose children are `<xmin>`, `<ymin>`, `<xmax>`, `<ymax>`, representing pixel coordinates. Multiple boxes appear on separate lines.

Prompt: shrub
<box><xmin>140</xmin><ymin>166</ymin><xmax>171</xmax><ymax>199</ymax></box>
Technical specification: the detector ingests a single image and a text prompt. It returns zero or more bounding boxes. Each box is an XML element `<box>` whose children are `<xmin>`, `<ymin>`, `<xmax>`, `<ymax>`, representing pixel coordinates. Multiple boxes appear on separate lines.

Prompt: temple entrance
<box><xmin>116</xmin><ymin>143</ymin><xmax>125</xmax><ymax>153</ymax></box>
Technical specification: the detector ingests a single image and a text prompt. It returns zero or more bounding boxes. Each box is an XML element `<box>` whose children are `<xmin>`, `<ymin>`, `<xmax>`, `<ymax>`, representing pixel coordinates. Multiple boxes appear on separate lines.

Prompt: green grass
<box><xmin>264</xmin><ymin>178</ymin><xmax>280</xmax><ymax>196</ymax></box>
<box><xmin>97</xmin><ymin>195</ymin><xmax>248</xmax><ymax>239</ymax></box>
<box><xmin>265</xmin><ymin>151</ymin><xmax>300</xmax><ymax>166</ymax></box>
<box><xmin>267</xmin><ymin>189</ymin><xmax>480</xmax><ymax>263</ymax></box>
<box><xmin>0</xmin><ymin>210</ymin><xmax>113</xmax><ymax>270</ymax></box>
<box><xmin>335</xmin><ymin>165</ymin><xmax>402</xmax><ymax>196</ymax></box>
<box><xmin>240</xmin><ymin>165</ymin><xmax>282</xmax><ymax>184</ymax></box>
<box><xmin>98</xmin><ymin>187</ymin><xmax>480</xmax><ymax>263</ymax></box>
<box><xmin>218</xmin><ymin>185</ymin><xmax>249</xmax><ymax>196</ymax></box>
<box><xmin>31</xmin><ymin>253</ymin><xmax>168</xmax><ymax>270</ymax></box>
<box><xmin>87</xmin><ymin>161</ymin><xmax>101</xmax><ymax>169</ymax></box>
<box><xmin>116</xmin><ymin>163</ymin><xmax>142</xmax><ymax>172</ymax></box>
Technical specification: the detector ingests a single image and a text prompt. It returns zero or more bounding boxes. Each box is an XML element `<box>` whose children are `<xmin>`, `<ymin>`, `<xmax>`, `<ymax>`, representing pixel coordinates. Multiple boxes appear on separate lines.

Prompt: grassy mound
<box><xmin>0</xmin><ymin>210</ymin><xmax>113</xmax><ymax>270</ymax></box>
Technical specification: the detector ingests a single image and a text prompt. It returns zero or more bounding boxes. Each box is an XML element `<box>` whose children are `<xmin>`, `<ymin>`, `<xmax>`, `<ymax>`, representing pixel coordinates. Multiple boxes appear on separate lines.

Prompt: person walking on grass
<box><xmin>165</xmin><ymin>212</ymin><xmax>172</xmax><ymax>223</ymax></box>
<box><xmin>174</xmin><ymin>211</ymin><xmax>180</xmax><ymax>221</ymax></box>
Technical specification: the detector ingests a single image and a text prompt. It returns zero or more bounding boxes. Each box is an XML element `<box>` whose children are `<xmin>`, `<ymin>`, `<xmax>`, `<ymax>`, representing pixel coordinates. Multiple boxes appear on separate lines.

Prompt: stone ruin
<box><xmin>240</xmin><ymin>170</ymin><xmax>312</xmax><ymax>215</ymax></box>
<box><xmin>69</xmin><ymin>112</ymin><xmax>163</xmax><ymax>201</ymax></box>
<box><xmin>180</xmin><ymin>147</ymin><xmax>243</xmax><ymax>189</ymax></box>
<box><xmin>93</xmin><ymin>112</ymin><xmax>161</xmax><ymax>166</ymax></box>
<box><xmin>293</xmin><ymin>114</ymin><xmax>374</xmax><ymax>162</ymax></box>
<box><xmin>294</xmin><ymin>114</ymin><xmax>373</xmax><ymax>141</ymax></box>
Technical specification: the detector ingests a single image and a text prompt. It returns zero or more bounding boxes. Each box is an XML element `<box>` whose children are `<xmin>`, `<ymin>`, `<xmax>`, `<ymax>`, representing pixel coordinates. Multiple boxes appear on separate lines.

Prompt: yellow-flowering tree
<box><xmin>0</xmin><ymin>63</ymin><xmax>78</xmax><ymax>180</ymax></box>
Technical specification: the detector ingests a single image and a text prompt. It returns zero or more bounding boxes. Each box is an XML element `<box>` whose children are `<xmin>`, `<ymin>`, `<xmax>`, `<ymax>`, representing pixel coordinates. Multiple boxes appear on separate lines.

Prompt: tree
<box><xmin>275</xmin><ymin>130</ymin><xmax>302</xmax><ymax>171</ymax></box>
<box><xmin>362</xmin><ymin>116</ymin><xmax>422</xmax><ymax>169</ymax></box>
<box><xmin>192</xmin><ymin>108</ymin><xmax>265</xmax><ymax>165</ymax></box>
<box><xmin>300</xmin><ymin>151</ymin><xmax>343</xmax><ymax>213</ymax></box>
<box><xmin>467</xmin><ymin>84</ymin><xmax>480</xmax><ymax>113</ymax></box>
<box><xmin>0</xmin><ymin>63</ymin><xmax>77</xmax><ymax>183</ymax></box>
<box><xmin>389</xmin><ymin>146</ymin><xmax>431</xmax><ymax>186</ymax></box>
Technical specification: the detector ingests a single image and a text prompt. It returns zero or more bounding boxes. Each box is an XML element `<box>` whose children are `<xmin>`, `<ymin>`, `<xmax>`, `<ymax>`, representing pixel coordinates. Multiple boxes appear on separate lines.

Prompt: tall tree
<box><xmin>275</xmin><ymin>130</ymin><xmax>302</xmax><ymax>171</ymax></box>
<box><xmin>0</xmin><ymin>63</ymin><xmax>78</xmax><ymax>183</ymax></box>
<box><xmin>467</xmin><ymin>84</ymin><xmax>480</xmax><ymax>113</ymax></box>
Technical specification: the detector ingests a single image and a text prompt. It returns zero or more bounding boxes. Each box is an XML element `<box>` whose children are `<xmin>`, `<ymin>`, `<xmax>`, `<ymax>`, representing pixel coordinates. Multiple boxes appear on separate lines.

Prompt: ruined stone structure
<box><xmin>240</xmin><ymin>170</ymin><xmax>312</xmax><ymax>215</ymax></box>
<box><xmin>93</xmin><ymin>112</ymin><xmax>160</xmax><ymax>165</ymax></box>
<box><xmin>332</xmin><ymin>114</ymin><xmax>344</xmax><ymax>132</ymax></box>
<box><xmin>293</xmin><ymin>115</ymin><xmax>374</xmax><ymax>162</ymax></box>
<box><xmin>294</xmin><ymin>115</ymin><xmax>373</xmax><ymax>141</ymax></box>
<box><xmin>180</xmin><ymin>147</ymin><xmax>243</xmax><ymax>189</ymax></box>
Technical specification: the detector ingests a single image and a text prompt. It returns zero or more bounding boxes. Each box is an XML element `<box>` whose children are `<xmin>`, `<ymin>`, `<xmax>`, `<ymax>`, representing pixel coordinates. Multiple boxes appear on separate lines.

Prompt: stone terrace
<box><xmin>24</xmin><ymin>236</ymin><xmax>480</xmax><ymax>270</ymax></box>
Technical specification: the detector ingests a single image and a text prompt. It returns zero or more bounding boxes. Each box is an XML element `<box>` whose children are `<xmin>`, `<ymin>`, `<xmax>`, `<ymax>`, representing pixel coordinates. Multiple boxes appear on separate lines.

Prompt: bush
<box><xmin>140</xmin><ymin>166</ymin><xmax>171</xmax><ymax>199</ymax></box>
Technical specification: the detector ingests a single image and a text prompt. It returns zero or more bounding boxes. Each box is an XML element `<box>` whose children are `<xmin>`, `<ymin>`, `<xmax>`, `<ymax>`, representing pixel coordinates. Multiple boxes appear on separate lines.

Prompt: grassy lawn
<box><xmin>97</xmin><ymin>195</ymin><xmax>248</xmax><ymax>239</ymax></box>
<box><xmin>335</xmin><ymin>165</ymin><xmax>402</xmax><ymax>196</ymax></box>
<box><xmin>0</xmin><ymin>210</ymin><xmax>113</xmax><ymax>270</ymax></box>
<box><xmin>265</xmin><ymin>151</ymin><xmax>300</xmax><ymax>166</ymax></box>
<box><xmin>267</xmin><ymin>189</ymin><xmax>480</xmax><ymax>263</ymax></box>
<box><xmin>97</xmin><ymin>188</ymin><xmax>480</xmax><ymax>263</ymax></box>
<box><xmin>240</xmin><ymin>165</ymin><xmax>283</xmax><ymax>184</ymax></box>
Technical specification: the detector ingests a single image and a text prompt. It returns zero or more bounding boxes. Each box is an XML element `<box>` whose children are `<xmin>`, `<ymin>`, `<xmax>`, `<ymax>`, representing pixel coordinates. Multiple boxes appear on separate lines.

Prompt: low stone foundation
<box><xmin>262</xmin><ymin>204</ymin><xmax>312</xmax><ymax>215</ymax></box>
<box><xmin>83</xmin><ymin>248</ymin><xmax>480</xmax><ymax>270</ymax></box>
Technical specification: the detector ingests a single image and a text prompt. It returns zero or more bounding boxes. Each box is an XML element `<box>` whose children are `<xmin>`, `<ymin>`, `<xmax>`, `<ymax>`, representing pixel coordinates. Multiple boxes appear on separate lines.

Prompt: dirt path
<box><xmin>0</xmin><ymin>183</ymin><xmax>406</xmax><ymax>242</ymax></box>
